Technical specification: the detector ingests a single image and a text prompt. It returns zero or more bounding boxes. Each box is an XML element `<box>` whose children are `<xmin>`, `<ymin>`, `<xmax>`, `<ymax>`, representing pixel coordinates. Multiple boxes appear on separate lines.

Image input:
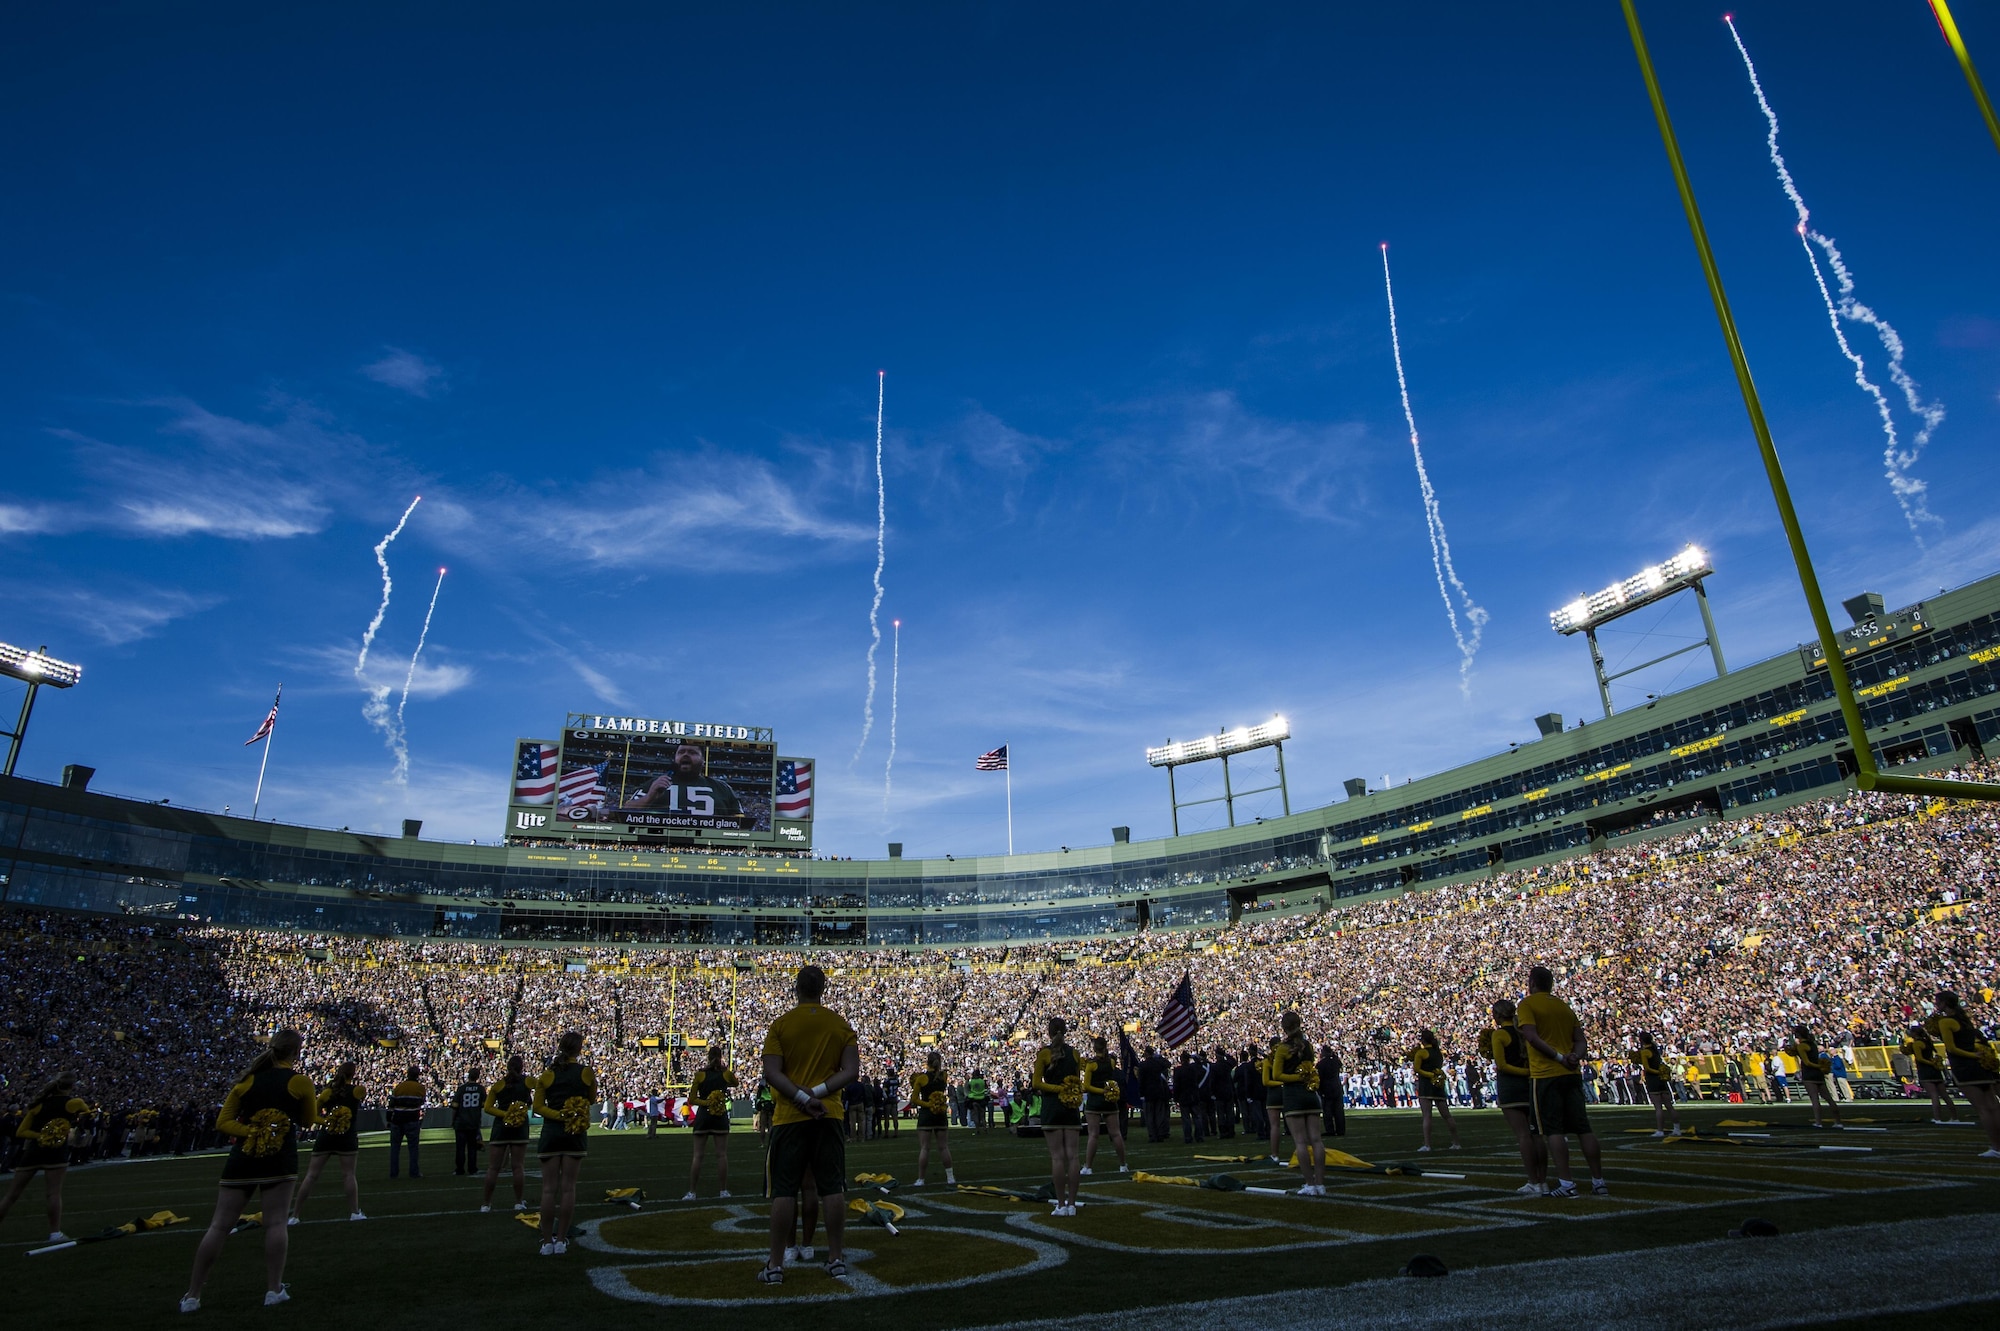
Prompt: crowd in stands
<box><xmin>4</xmin><ymin>764</ymin><xmax>1995</xmax><ymax>1163</ymax></box>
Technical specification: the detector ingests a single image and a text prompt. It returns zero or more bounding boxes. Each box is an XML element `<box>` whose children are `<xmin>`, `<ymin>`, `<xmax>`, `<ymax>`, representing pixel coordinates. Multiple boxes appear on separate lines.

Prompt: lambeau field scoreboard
<box><xmin>505</xmin><ymin>712</ymin><xmax>813</xmax><ymax>851</ymax></box>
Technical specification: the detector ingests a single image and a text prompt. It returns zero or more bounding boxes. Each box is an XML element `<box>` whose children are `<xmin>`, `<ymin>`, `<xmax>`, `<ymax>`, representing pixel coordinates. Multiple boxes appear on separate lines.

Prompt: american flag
<box><xmin>513</xmin><ymin>742</ymin><xmax>560</xmax><ymax>804</ymax></box>
<box><xmin>559</xmin><ymin>761</ymin><xmax>607</xmax><ymax>811</ymax></box>
<box><xmin>243</xmin><ymin>686</ymin><xmax>282</xmax><ymax>746</ymax></box>
<box><xmin>775</xmin><ymin>759</ymin><xmax>813</xmax><ymax>820</ymax></box>
<box><xmin>975</xmin><ymin>744</ymin><xmax>1008</xmax><ymax>771</ymax></box>
<box><xmin>1155</xmin><ymin>973</ymin><xmax>1199</xmax><ymax>1049</ymax></box>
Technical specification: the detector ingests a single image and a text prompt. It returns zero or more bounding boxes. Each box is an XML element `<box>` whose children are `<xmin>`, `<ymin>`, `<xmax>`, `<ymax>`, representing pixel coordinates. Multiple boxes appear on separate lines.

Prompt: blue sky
<box><xmin>2</xmin><ymin>2</ymin><xmax>1996</xmax><ymax>854</ymax></box>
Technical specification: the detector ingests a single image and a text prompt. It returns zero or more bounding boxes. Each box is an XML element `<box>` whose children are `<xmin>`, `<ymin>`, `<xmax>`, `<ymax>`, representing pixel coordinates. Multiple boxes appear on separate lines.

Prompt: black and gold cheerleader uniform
<box><xmin>218</xmin><ymin>1062</ymin><xmax>318</xmax><ymax>1189</ymax></box>
<box><xmin>1480</xmin><ymin>1024</ymin><xmax>1532</xmax><ymax>1113</ymax></box>
<box><xmin>690</xmin><ymin>1065</ymin><xmax>737</xmax><ymax>1135</ymax></box>
<box><xmin>1033</xmin><ymin>1043</ymin><xmax>1084</xmax><ymax>1128</ymax></box>
<box><xmin>534</xmin><ymin>1058</ymin><xmax>597</xmax><ymax>1159</ymax></box>
<box><xmin>13</xmin><ymin>1088</ymin><xmax>89</xmax><ymax>1174</ymax></box>
<box><xmin>1786</xmin><ymin>1037</ymin><xmax>1831</xmax><ymax>1086</ymax></box>
<box><xmin>486</xmin><ymin>1073</ymin><xmax>534</xmax><ymax>1145</ymax></box>
<box><xmin>1270</xmin><ymin>1039</ymin><xmax>1321</xmax><ymax>1115</ymax></box>
<box><xmin>313</xmin><ymin>1080</ymin><xmax>363</xmax><ymax>1157</ymax></box>
<box><xmin>1081</xmin><ymin>1055</ymin><xmax>1122</xmax><ymax>1115</ymax></box>
<box><xmin>911</xmin><ymin>1068</ymin><xmax>951</xmax><ymax>1130</ymax></box>
<box><xmin>1902</xmin><ymin>1032</ymin><xmax>1946</xmax><ymax>1087</ymax></box>
<box><xmin>1636</xmin><ymin>1046</ymin><xmax>1672</xmax><ymax>1099</ymax></box>
<box><xmin>1934</xmin><ymin>1013</ymin><xmax>1999</xmax><ymax>1089</ymax></box>
<box><xmin>1410</xmin><ymin>1045</ymin><xmax>1447</xmax><ymax>1102</ymax></box>
<box><xmin>1261</xmin><ymin>1049</ymin><xmax>1284</xmax><ymax>1114</ymax></box>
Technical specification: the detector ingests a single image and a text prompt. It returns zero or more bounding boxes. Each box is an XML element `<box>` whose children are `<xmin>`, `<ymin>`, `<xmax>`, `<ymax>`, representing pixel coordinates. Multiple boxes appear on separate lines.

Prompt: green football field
<box><xmin>8</xmin><ymin>1103</ymin><xmax>1999</xmax><ymax>1327</ymax></box>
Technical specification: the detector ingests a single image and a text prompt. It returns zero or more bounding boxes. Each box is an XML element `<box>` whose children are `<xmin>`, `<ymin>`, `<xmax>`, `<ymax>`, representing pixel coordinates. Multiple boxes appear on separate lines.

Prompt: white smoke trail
<box><xmin>885</xmin><ymin>618</ymin><xmax>900</xmax><ymax>819</ymax></box>
<box><xmin>1380</xmin><ymin>246</ymin><xmax>1487</xmax><ymax>695</ymax></box>
<box><xmin>854</xmin><ymin>371</ymin><xmax>886</xmax><ymax>763</ymax></box>
<box><xmin>389</xmin><ymin>567</ymin><xmax>447</xmax><ymax>785</ymax></box>
<box><xmin>356</xmin><ymin>496</ymin><xmax>422</xmax><ymax>767</ymax></box>
<box><xmin>1725</xmin><ymin>17</ymin><xmax>1944</xmax><ymax>540</ymax></box>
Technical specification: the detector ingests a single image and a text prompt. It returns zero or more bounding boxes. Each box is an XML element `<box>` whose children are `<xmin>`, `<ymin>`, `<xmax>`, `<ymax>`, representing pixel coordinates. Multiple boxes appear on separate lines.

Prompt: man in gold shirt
<box><xmin>758</xmin><ymin>965</ymin><xmax>859</xmax><ymax>1285</ymax></box>
<box><xmin>1516</xmin><ymin>965</ymin><xmax>1606</xmax><ymax>1199</ymax></box>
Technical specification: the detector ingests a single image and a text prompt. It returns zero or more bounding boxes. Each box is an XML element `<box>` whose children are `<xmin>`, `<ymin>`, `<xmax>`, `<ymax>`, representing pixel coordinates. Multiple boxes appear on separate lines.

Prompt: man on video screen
<box><xmin>625</xmin><ymin>742</ymin><xmax>745</xmax><ymax>821</ymax></box>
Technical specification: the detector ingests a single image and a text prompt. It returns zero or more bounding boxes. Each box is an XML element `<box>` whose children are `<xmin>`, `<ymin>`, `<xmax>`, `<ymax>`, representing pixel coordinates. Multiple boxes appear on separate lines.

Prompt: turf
<box><xmin>7</xmin><ymin>1103</ymin><xmax>1998</xmax><ymax>1327</ymax></box>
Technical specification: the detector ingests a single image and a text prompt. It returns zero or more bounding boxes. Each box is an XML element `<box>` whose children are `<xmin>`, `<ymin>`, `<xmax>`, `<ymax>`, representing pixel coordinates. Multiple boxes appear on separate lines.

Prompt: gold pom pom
<box><xmin>241</xmin><ymin>1108</ymin><xmax>292</xmax><ymax>1158</ymax></box>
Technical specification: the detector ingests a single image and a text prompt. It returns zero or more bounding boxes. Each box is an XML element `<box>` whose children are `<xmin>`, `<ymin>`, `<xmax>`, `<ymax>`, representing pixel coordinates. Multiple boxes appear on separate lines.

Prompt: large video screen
<box><xmin>506</xmin><ymin>716</ymin><xmax>812</xmax><ymax>849</ymax></box>
<box><xmin>557</xmin><ymin>730</ymin><xmax>774</xmax><ymax>833</ymax></box>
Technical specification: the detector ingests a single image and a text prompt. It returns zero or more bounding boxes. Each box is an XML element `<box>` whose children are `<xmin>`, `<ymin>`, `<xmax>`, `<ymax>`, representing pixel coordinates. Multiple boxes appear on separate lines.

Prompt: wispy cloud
<box><xmin>302</xmin><ymin>643</ymin><xmax>474</xmax><ymax>702</ymax></box>
<box><xmin>430</xmin><ymin>450</ymin><xmax>871</xmax><ymax>573</ymax></box>
<box><xmin>1111</xmin><ymin>390</ymin><xmax>1372</xmax><ymax>523</ymax></box>
<box><xmin>11</xmin><ymin>398</ymin><xmax>402</xmax><ymax>542</ymax></box>
<box><xmin>565</xmin><ymin>654</ymin><xmax>630</xmax><ymax>707</ymax></box>
<box><xmin>0</xmin><ymin>581</ymin><xmax>221</xmax><ymax>646</ymax></box>
<box><xmin>361</xmin><ymin>347</ymin><xmax>447</xmax><ymax>397</ymax></box>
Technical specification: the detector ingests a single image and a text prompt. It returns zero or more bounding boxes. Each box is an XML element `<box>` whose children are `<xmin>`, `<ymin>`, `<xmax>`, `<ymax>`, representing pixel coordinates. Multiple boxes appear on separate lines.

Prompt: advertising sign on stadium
<box><xmin>505</xmin><ymin>714</ymin><xmax>812</xmax><ymax>850</ymax></box>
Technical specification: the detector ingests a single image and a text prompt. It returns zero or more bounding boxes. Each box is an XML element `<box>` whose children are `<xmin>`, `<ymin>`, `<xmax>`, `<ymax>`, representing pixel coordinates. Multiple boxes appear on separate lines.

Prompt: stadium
<box><xmin>6</xmin><ymin>3</ymin><xmax>2000</xmax><ymax>1328</ymax></box>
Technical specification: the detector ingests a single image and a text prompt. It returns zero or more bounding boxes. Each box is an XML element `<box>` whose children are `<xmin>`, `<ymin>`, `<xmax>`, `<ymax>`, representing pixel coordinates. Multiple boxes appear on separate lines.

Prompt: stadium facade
<box><xmin>5</xmin><ymin>572</ymin><xmax>1999</xmax><ymax>949</ymax></box>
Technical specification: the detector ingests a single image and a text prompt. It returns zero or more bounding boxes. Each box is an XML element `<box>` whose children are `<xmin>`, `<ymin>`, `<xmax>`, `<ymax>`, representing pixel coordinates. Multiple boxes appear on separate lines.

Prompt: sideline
<box><xmin>976</xmin><ymin>1214</ymin><xmax>2000</xmax><ymax>1331</ymax></box>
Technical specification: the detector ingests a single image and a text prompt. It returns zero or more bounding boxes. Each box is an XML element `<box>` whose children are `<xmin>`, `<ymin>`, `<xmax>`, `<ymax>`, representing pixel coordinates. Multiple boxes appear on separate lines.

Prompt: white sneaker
<box><xmin>1515</xmin><ymin>1183</ymin><xmax>1543</xmax><ymax>1196</ymax></box>
<box><xmin>286</xmin><ymin>1216</ymin><xmax>299</xmax><ymax>1226</ymax></box>
<box><xmin>682</xmin><ymin>1191</ymin><xmax>698</xmax><ymax>1201</ymax></box>
<box><xmin>1416</xmin><ymin>1145</ymin><xmax>1431</xmax><ymax>1153</ymax></box>
<box><xmin>796</xmin><ymin>1245</ymin><xmax>815</xmax><ymax>1262</ymax></box>
<box><xmin>263</xmin><ymin>1286</ymin><xmax>290</xmax><ymax>1307</ymax></box>
<box><xmin>349</xmin><ymin>1211</ymin><xmax>366</xmax><ymax>1221</ymax></box>
<box><xmin>480</xmin><ymin>1205</ymin><xmax>491</xmax><ymax>1213</ymax></box>
<box><xmin>1118</xmin><ymin>1164</ymin><xmax>1128</xmax><ymax>1173</ymax></box>
<box><xmin>178</xmin><ymin>1296</ymin><xmax>200</xmax><ymax>1314</ymax></box>
<box><xmin>512</xmin><ymin>1201</ymin><xmax>527</xmax><ymax>1211</ymax></box>
<box><xmin>540</xmin><ymin>1241</ymin><xmax>557</xmax><ymax>1256</ymax></box>
<box><xmin>718</xmin><ymin>1189</ymin><xmax>731</xmax><ymax>1198</ymax></box>
<box><xmin>945</xmin><ymin>1170</ymin><xmax>956</xmax><ymax>1183</ymax></box>
<box><xmin>1669</xmin><ymin>1128</ymin><xmax>1682</xmax><ymax>1138</ymax></box>
<box><xmin>553</xmin><ymin>1239</ymin><xmax>567</xmax><ymax>1255</ymax></box>
<box><xmin>1651</xmin><ymin>1130</ymin><xmax>1665</xmax><ymax>1138</ymax></box>
<box><xmin>1979</xmin><ymin>1149</ymin><xmax>2000</xmax><ymax>1160</ymax></box>
<box><xmin>1079</xmin><ymin>1166</ymin><xmax>1093</xmax><ymax>1175</ymax></box>
<box><xmin>1449</xmin><ymin>1143</ymin><xmax>1462</xmax><ymax>1151</ymax></box>
<box><xmin>48</xmin><ymin>1231</ymin><xmax>66</xmax><ymax>1242</ymax></box>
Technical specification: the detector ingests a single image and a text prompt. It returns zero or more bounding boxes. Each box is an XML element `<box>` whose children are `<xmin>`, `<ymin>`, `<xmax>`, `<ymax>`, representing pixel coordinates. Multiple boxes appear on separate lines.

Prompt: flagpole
<box><xmin>1005</xmin><ymin>746</ymin><xmax>1013</xmax><ymax>856</ymax></box>
<box><xmin>252</xmin><ymin>684</ymin><xmax>281</xmax><ymax>820</ymax></box>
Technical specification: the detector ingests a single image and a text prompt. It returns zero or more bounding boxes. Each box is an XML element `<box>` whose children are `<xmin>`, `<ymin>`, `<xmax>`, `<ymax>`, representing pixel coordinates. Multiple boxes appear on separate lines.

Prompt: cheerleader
<box><xmin>288</xmin><ymin>1061</ymin><xmax>365</xmax><ymax>1225</ymax></box>
<box><xmin>1270</xmin><ymin>1012</ymin><xmax>1325</xmax><ymax>1195</ymax></box>
<box><xmin>1783</xmin><ymin>1025</ymin><xmax>1842</xmax><ymax>1129</ymax></box>
<box><xmin>1410</xmin><ymin>1029</ymin><xmax>1461</xmax><ymax>1152</ymax></box>
<box><xmin>683</xmin><ymin>1045</ymin><xmax>738</xmax><ymax>1200</ymax></box>
<box><xmin>1633</xmin><ymin>1032</ymin><xmax>1681</xmax><ymax>1138</ymax></box>
<box><xmin>179</xmin><ymin>1029</ymin><xmax>318</xmax><ymax>1312</ymax></box>
<box><xmin>1260</xmin><ymin>1043</ymin><xmax>1286</xmax><ymax>1165</ymax></box>
<box><xmin>909</xmin><ymin>1050</ymin><xmax>957</xmax><ymax>1186</ymax></box>
<box><xmin>0</xmin><ymin>1071</ymin><xmax>87</xmax><ymax>1243</ymax></box>
<box><xmin>1079</xmin><ymin>1035</ymin><xmax>1128</xmax><ymax>1176</ymax></box>
<box><xmin>1479</xmin><ymin>999</ymin><xmax>1544</xmax><ymax>1195</ymax></box>
<box><xmin>1030</xmin><ymin>1018</ymin><xmax>1084</xmax><ymax>1216</ymax></box>
<box><xmin>532</xmin><ymin>1031</ymin><xmax>596</xmax><ymax>1256</ymax></box>
<box><xmin>1901</xmin><ymin>1023</ymin><xmax>1956</xmax><ymax>1124</ymax></box>
<box><xmin>1929</xmin><ymin>991</ymin><xmax>2000</xmax><ymax>1158</ymax></box>
<box><xmin>481</xmin><ymin>1055</ymin><xmax>534</xmax><ymax>1212</ymax></box>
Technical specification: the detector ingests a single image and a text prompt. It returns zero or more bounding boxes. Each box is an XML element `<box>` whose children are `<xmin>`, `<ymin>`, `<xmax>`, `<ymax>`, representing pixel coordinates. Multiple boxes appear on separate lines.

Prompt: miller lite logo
<box><xmin>514</xmin><ymin>810</ymin><xmax>548</xmax><ymax>830</ymax></box>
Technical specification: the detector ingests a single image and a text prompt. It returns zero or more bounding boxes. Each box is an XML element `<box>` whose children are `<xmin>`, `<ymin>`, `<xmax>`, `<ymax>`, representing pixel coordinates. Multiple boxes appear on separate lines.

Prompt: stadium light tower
<box><xmin>1147</xmin><ymin>716</ymin><xmax>1290</xmax><ymax>835</ymax></box>
<box><xmin>0</xmin><ymin>642</ymin><xmax>83</xmax><ymax>778</ymax></box>
<box><xmin>1550</xmin><ymin>546</ymin><xmax>1724</xmax><ymax>720</ymax></box>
